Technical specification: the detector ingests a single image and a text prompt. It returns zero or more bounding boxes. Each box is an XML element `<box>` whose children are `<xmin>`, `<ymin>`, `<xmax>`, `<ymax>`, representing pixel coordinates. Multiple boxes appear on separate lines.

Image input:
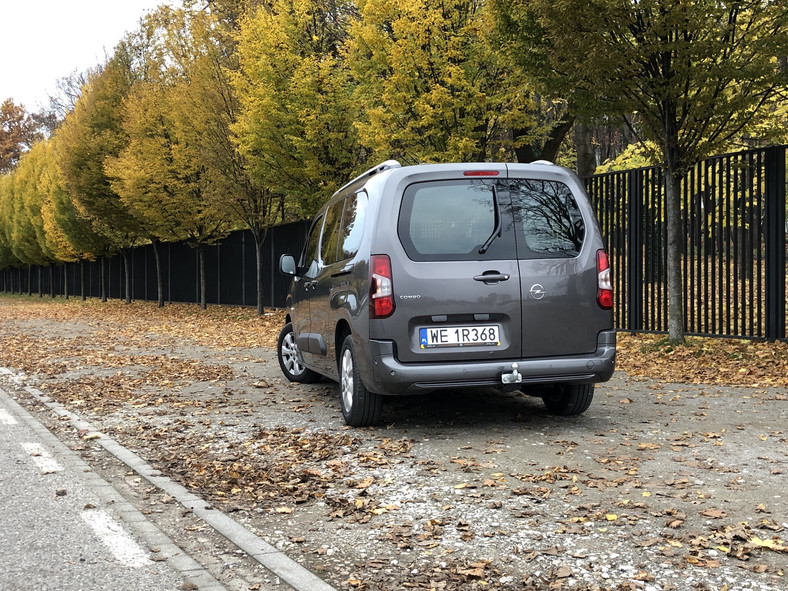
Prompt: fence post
<box><xmin>628</xmin><ymin>168</ymin><xmax>644</xmax><ymax>333</ymax></box>
<box><xmin>270</xmin><ymin>227</ymin><xmax>276</xmax><ymax>309</ymax></box>
<box><xmin>241</xmin><ymin>230</ymin><xmax>246</xmax><ymax>308</ymax></box>
<box><xmin>764</xmin><ymin>146</ymin><xmax>786</xmax><ymax>341</ymax></box>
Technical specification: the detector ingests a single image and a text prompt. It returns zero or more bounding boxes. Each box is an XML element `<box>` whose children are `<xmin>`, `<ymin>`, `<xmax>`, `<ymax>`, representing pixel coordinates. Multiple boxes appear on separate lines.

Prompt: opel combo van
<box><xmin>278</xmin><ymin>160</ymin><xmax>616</xmax><ymax>426</ymax></box>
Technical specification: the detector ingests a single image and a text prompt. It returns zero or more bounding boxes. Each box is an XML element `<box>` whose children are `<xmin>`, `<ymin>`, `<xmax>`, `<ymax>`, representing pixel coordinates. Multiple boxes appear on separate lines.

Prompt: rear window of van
<box><xmin>510</xmin><ymin>180</ymin><xmax>585</xmax><ymax>259</ymax></box>
<box><xmin>398</xmin><ymin>178</ymin><xmax>584</xmax><ymax>261</ymax></box>
<box><xmin>397</xmin><ymin>180</ymin><xmax>515</xmax><ymax>261</ymax></box>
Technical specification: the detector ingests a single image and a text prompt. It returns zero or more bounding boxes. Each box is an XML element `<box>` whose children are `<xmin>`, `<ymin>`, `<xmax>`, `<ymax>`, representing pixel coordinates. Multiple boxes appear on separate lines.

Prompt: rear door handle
<box><xmin>473</xmin><ymin>272</ymin><xmax>510</xmax><ymax>284</ymax></box>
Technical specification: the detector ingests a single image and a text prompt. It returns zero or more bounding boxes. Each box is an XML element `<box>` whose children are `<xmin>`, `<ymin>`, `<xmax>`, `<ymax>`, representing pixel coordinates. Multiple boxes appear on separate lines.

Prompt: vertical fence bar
<box><xmin>617</xmin><ymin>173</ymin><xmax>627</xmax><ymax>331</ymax></box>
<box><xmin>685</xmin><ymin>167</ymin><xmax>693</xmax><ymax>334</ymax></box>
<box><xmin>659</xmin><ymin>171</ymin><xmax>668</xmax><ymax>332</ymax></box>
<box><xmin>715</xmin><ymin>157</ymin><xmax>723</xmax><ymax>335</ymax></box>
<box><xmin>217</xmin><ymin>242</ymin><xmax>222</xmax><ymax>306</ymax></box>
<box><xmin>725</xmin><ymin>155</ymin><xmax>733</xmax><ymax>337</ymax></box>
<box><xmin>765</xmin><ymin>146</ymin><xmax>786</xmax><ymax>340</ymax></box>
<box><xmin>756</xmin><ymin>151</ymin><xmax>764</xmax><ymax>337</ymax></box>
<box><xmin>747</xmin><ymin>152</ymin><xmax>756</xmax><ymax>336</ymax></box>
<box><xmin>628</xmin><ymin>168</ymin><xmax>643</xmax><ymax>333</ymax></box>
<box><xmin>241</xmin><ymin>231</ymin><xmax>247</xmax><ymax>308</ymax></box>
<box><xmin>683</xmin><ymin>167</ymin><xmax>692</xmax><ymax>334</ymax></box>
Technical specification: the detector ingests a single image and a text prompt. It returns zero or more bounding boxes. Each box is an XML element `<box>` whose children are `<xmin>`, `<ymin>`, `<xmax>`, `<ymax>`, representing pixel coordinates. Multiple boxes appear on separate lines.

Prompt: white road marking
<box><xmin>20</xmin><ymin>442</ymin><xmax>64</xmax><ymax>474</ymax></box>
<box><xmin>0</xmin><ymin>408</ymin><xmax>17</xmax><ymax>425</ymax></box>
<box><xmin>80</xmin><ymin>509</ymin><xmax>150</xmax><ymax>568</ymax></box>
<box><xmin>0</xmin><ymin>367</ymin><xmax>26</xmax><ymax>384</ymax></box>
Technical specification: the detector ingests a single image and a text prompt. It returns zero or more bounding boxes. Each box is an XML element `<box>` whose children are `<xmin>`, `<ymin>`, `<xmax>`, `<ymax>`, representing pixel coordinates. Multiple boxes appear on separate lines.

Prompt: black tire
<box><xmin>277</xmin><ymin>323</ymin><xmax>320</xmax><ymax>383</ymax></box>
<box><xmin>542</xmin><ymin>383</ymin><xmax>594</xmax><ymax>416</ymax></box>
<box><xmin>339</xmin><ymin>335</ymin><xmax>382</xmax><ymax>427</ymax></box>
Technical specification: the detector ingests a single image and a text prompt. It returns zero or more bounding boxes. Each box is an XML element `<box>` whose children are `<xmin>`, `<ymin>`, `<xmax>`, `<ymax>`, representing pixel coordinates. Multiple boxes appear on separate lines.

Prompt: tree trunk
<box><xmin>664</xmin><ymin>168</ymin><xmax>685</xmax><ymax>344</ymax></box>
<box><xmin>152</xmin><ymin>240</ymin><xmax>164</xmax><ymax>308</ymax></box>
<box><xmin>514</xmin><ymin>113</ymin><xmax>575</xmax><ymax>163</ymax></box>
<box><xmin>121</xmin><ymin>249</ymin><xmax>131</xmax><ymax>304</ymax></box>
<box><xmin>255</xmin><ymin>231</ymin><xmax>265</xmax><ymax>315</ymax></box>
<box><xmin>575</xmin><ymin>122</ymin><xmax>596</xmax><ymax>179</ymax></box>
<box><xmin>29</xmin><ymin>265</ymin><xmax>34</xmax><ymax>297</ymax></box>
<box><xmin>199</xmin><ymin>245</ymin><xmax>207</xmax><ymax>310</ymax></box>
<box><xmin>64</xmin><ymin>265</ymin><xmax>69</xmax><ymax>300</ymax></box>
<box><xmin>80</xmin><ymin>261</ymin><xmax>86</xmax><ymax>301</ymax></box>
<box><xmin>50</xmin><ymin>266</ymin><xmax>55</xmax><ymax>298</ymax></box>
<box><xmin>100</xmin><ymin>257</ymin><xmax>107</xmax><ymax>302</ymax></box>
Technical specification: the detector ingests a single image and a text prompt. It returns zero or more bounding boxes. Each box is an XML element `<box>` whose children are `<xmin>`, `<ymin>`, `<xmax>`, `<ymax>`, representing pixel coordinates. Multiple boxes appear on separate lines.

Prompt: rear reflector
<box><xmin>463</xmin><ymin>171</ymin><xmax>499</xmax><ymax>177</ymax></box>
<box><xmin>597</xmin><ymin>250</ymin><xmax>613</xmax><ymax>310</ymax></box>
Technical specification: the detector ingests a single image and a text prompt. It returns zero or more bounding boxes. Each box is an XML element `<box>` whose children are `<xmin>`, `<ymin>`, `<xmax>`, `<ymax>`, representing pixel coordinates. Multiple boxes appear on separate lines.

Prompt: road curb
<box><xmin>0</xmin><ymin>367</ymin><xmax>336</xmax><ymax>591</ymax></box>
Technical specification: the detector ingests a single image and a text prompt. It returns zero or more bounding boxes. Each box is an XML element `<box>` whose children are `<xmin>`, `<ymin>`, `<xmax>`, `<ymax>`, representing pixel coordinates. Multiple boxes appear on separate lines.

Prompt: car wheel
<box><xmin>277</xmin><ymin>323</ymin><xmax>320</xmax><ymax>383</ymax></box>
<box><xmin>542</xmin><ymin>383</ymin><xmax>594</xmax><ymax>416</ymax></box>
<box><xmin>339</xmin><ymin>335</ymin><xmax>382</xmax><ymax>427</ymax></box>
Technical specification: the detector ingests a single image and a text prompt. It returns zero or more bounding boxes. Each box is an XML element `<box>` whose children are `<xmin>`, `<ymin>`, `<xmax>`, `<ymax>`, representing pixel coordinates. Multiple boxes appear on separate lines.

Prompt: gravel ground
<box><xmin>0</xmin><ymin>297</ymin><xmax>786</xmax><ymax>590</ymax></box>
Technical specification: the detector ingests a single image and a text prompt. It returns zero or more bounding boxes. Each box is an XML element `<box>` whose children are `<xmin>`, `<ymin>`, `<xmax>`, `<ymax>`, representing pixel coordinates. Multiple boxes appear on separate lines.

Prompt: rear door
<box><xmin>391</xmin><ymin>173</ymin><xmax>522</xmax><ymax>363</ymax></box>
<box><xmin>509</xmin><ymin>177</ymin><xmax>600</xmax><ymax>357</ymax></box>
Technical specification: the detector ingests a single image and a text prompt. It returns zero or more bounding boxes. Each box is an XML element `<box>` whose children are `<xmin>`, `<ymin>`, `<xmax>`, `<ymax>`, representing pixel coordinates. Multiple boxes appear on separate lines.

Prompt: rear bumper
<box><xmin>365</xmin><ymin>330</ymin><xmax>616</xmax><ymax>395</ymax></box>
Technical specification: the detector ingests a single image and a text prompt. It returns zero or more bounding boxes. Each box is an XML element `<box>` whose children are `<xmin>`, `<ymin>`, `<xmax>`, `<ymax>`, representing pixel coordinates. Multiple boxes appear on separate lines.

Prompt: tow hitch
<box><xmin>501</xmin><ymin>363</ymin><xmax>522</xmax><ymax>385</ymax></box>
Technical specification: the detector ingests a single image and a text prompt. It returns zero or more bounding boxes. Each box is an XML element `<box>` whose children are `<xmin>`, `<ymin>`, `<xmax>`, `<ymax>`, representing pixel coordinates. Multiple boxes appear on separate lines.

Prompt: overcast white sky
<box><xmin>1</xmin><ymin>0</ymin><xmax>175</xmax><ymax>111</ymax></box>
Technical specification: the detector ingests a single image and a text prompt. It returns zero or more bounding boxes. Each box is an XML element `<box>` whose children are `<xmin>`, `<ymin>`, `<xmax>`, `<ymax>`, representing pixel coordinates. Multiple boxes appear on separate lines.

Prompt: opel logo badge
<box><xmin>529</xmin><ymin>284</ymin><xmax>546</xmax><ymax>300</ymax></box>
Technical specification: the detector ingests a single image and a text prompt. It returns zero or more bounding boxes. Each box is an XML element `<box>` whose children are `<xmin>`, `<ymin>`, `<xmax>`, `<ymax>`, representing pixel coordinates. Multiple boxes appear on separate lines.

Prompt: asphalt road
<box><xmin>0</xmin><ymin>386</ymin><xmax>220</xmax><ymax>591</ymax></box>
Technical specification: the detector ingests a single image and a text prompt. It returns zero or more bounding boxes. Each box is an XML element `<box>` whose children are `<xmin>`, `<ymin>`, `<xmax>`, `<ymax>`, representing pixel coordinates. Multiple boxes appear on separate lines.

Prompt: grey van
<box><xmin>278</xmin><ymin>161</ymin><xmax>616</xmax><ymax>426</ymax></box>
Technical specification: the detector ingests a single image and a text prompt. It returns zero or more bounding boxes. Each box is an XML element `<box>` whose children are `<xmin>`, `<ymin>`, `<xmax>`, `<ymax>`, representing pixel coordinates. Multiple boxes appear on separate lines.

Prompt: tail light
<box><xmin>370</xmin><ymin>254</ymin><xmax>395</xmax><ymax>318</ymax></box>
<box><xmin>597</xmin><ymin>250</ymin><xmax>613</xmax><ymax>309</ymax></box>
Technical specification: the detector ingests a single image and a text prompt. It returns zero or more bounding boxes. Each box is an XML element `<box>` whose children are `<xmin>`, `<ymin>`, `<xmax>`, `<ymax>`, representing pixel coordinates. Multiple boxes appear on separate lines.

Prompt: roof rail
<box><xmin>333</xmin><ymin>160</ymin><xmax>402</xmax><ymax>197</ymax></box>
<box><xmin>529</xmin><ymin>160</ymin><xmax>555</xmax><ymax>166</ymax></box>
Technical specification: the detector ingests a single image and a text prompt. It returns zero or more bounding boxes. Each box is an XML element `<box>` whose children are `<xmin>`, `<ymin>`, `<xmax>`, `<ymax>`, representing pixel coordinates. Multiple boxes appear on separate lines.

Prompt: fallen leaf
<box><xmin>700</xmin><ymin>508</ymin><xmax>727</xmax><ymax>519</ymax></box>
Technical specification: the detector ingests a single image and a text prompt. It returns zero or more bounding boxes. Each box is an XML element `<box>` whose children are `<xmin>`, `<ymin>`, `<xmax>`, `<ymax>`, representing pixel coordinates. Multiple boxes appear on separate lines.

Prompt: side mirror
<box><xmin>279</xmin><ymin>254</ymin><xmax>297</xmax><ymax>276</ymax></box>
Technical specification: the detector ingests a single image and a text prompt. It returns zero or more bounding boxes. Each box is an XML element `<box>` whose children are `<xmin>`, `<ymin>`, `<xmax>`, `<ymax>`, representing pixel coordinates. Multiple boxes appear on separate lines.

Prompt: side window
<box><xmin>338</xmin><ymin>191</ymin><xmax>368</xmax><ymax>259</ymax></box>
<box><xmin>321</xmin><ymin>200</ymin><xmax>345</xmax><ymax>265</ymax></box>
<box><xmin>510</xmin><ymin>180</ymin><xmax>585</xmax><ymax>259</ymax></box>
<box><xmin>301</xmin><ymin>216</ymin><xmax>323</xmax><ymax>278</ymax></box>
<box><xmin>398</xmin><ymin>180</ymin><xmax>513</xmax><ymax>261</ymax></box>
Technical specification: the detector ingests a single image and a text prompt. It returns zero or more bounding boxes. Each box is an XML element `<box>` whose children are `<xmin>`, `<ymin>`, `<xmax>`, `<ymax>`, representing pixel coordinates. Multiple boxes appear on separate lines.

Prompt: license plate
<box><xmin>419</xmin><ymin>325</ymin><xmax>501</xmax><ymax>348</ymax></box>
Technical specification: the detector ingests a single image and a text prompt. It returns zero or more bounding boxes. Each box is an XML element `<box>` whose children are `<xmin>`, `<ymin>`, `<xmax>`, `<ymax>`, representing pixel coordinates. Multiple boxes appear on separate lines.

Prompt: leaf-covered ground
<box><xmin>616</xmin><ymin>333</ymin><xmax>788</xmax><ymax>389</ymax></box>
<box><xmin>3</xmin><ymin>295</ymin><xmax>786</xmax><ymax>388</ymax></box>
<box><xmin>1</xmin><ymin>295</ymin><xmax>787</xmax><ymax>590</ymax></box>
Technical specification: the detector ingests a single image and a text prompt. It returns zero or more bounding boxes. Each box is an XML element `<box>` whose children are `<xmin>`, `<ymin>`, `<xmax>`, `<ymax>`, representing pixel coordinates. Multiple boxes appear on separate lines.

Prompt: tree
<box><xmin>183</xmin><ymin>0</ymin><xmax>286</xmax><ymax>315</ymax></box>
<box><xmin>1</xmin><ymin>146</ymin><xmax>55</xmax><ymax>295</ymax></box>
<box><xmin>234</xmin><ymin>0</ymin><xmax>362</xmax><ymax>217</ymax></box>
<box><xmin>347</xmin><ymin>0</ymin><xmax>564</xmax><ymax>164</ymax></box>
<box><xmin>106</xmin><ymin>5</ymin><xmax>242</xmax><ymax>311</ymax></box>
<box><xmin>39</xmin><ymin>140</ymin><xmax>107</xmax><ymax>300</ymax></box>
<box><xmin>0</xmin><ymin>174</ymin><xmax>22</xmax><ymax>272</ymax></box>
<box><xmin>107</xmin><ymin>77</ymin><xmax>233</xmax><ymax>310</ymax></box>
<box><xmin>1</xmin><ymin>99</ymin><xmax>43</xmax><ymax>173</ymax></box>
<box><xmin>16</xmin><ymin>144</ymin><xmax>56</xmax><ymax>265</ymax></box>
<box><xmin>55</xmin><ymin>46</ymin><xmax>146</xmax><ymax>304</ymax></box>
<box><xmin>48</xmin><ymin>70</ymin><xmax>92</xmax><ymax>122</ymax></box>
<box><xmin>497</xmin><ymin>0</ymin><xmax>788</xmax><ymax>343</ymax></box>
<box><xmin>158</xmin><ymin>1</ymin><xmax>280</xmax><ymax>315</ymax></box>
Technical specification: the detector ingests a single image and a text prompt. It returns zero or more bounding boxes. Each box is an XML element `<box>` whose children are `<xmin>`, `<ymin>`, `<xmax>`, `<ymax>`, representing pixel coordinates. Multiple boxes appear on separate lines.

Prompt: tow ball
<box><xmin>501</xmin><ymin>362</ymin><xmax>522</xmax><ymax>385</ymax></box>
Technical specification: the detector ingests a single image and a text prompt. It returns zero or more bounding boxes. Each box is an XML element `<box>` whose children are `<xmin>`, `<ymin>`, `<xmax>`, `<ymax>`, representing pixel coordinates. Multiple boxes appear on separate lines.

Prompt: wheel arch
<box><xmin>335</xmin><ymin>319</ymin><xmax>352</xmax><ymax>372</ymax></box>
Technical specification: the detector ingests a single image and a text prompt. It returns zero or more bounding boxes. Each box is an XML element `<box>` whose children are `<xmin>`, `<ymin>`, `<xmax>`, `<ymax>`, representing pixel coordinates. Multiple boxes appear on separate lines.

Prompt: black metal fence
<box><xmin>586</xmin><ymin>145</ymin><xmax>787</xmax><ymax>341</ymax></box>
<box><xmin>0</xmin><ymin>220</ymin><xmax>310</xmax><ymax>310</ymax></box>
<box><xmin>2</xmin><ymin>147</ymin><xmax>786</xmax><ymax>341</ymax></box>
